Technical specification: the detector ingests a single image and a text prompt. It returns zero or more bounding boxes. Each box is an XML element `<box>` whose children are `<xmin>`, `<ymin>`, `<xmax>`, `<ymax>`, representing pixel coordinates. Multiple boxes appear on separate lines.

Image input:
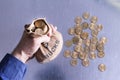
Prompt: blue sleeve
<box><xmin>0</xmin><ymin>54</ymin><xmax>27</xmax><ymax>80</ymax></box>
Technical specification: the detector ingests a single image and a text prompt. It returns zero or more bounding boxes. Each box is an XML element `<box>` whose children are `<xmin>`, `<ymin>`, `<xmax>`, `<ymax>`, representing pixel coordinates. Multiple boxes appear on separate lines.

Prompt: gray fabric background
<box><xmin>0</xmin><ymin>0</ymin><xmax>120</xmax><ymax>80</ymax></box>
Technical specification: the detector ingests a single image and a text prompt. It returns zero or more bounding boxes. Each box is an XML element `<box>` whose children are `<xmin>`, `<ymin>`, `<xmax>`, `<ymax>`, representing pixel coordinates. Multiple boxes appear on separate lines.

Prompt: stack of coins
<box><xmin>64</xmin><ymin>12</ymin><xmax>107</xmax><ymax>72</ymax></box>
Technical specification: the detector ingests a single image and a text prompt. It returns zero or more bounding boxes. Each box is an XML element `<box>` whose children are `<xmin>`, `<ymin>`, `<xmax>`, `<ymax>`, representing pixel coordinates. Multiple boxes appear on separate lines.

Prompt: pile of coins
<box><xmin>64</xmin><ymin>12</ymin><xmax>107</xmax><ymax>72</ymax></box>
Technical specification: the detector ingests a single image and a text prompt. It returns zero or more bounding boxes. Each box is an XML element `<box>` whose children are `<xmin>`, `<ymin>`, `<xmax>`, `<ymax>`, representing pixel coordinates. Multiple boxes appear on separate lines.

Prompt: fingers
<box><xmin>40</xmin><ymin>35</ymin><xmax>50</xmax><ymax>43</ymax></box>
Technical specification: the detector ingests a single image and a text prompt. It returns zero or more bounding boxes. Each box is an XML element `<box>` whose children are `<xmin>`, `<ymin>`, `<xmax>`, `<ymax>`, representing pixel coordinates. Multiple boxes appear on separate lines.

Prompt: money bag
<box><xmin>25</xmin><ymin>18</ymin><xmax>63</xmax><ymax>63</ymax></box>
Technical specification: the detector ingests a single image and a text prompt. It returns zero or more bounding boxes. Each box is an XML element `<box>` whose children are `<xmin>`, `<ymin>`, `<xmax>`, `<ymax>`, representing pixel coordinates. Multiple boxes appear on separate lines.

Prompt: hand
<box><xmin>12</xmin><ymin>24</ymin><xmax>57</xmax><ymax>63</ymax></box>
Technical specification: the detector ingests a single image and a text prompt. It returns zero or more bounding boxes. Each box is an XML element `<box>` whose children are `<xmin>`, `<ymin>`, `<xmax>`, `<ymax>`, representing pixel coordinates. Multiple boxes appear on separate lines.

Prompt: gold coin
<box><xmin>97</xmin><ymin>51</ymin><xmax>105</xmax><ymax>58</ymax></box>
<box><xmin>97</xmin><ymin>24</ymin><xmax>103</xmax><ymax>32</ymax></box>
<box><xmin>78</xmin><ymin>52</ymin><xmax>85</xmax><ymax>60</ymax></box>
<box><xmin>65</xmin><ymin>40</ymin><xmax>73</xmax><ymax>47</ymax></box>
<box><xmin>90</xmin><ymin>44</ymin><xmax>96</xmax><ymax>51</ymax></box>
<box><xmin>70</xmin><ymin>59</ymin><xmax>78</xmax><ymax>66</ymax></box>
<box><xmin>90</xmin><ymin>16</ymin><xmax>98</xmax><ymax>23</ymax></box>
<box><xmin>64</xmin><ymin>50</ymin><xmax>71</xmax><ymax>58</ymax></box>
<box><xmin>98</xmin><ymin>64</ymin><xmax>106</xmax><ymax>72</ymax></box>
<box><xmin>96</xmin><ymin>43</ymin><xmax>104</xmax><ymax>52</ymax></box>
<box><xmin>74</xmin><ymin>45</ymin><xmax>82</xmax><ymax>52</ymax></box>
<box><xmin>74</xmin><ymin>16</ymin><xmax>82</xmax><ymax>24</ymax></box>
<box><xmin>34</xmin><ymin>28</ymin><xmax>44</xmax><ymax>35</ymax></box>
<box><xmin>89</xmin><ymin>52</ymin><xmax>96</xmax><ymax>59</ymax></box>
<box><xmin>68</xmin><ymin>27</ymin><xmax>75</xmax><ymax>35</ymax></box>
<box><xmin>81</xmin><ymin>22</ymin><xmax>89</xmax><ymax>30</ymax></box>
<box><xmin>84</xmin><ymin>39</ymin><xmax>90</xmax><ymax>46</ymax></box>
<box><xmin>77</xmin><ymin>38</ymin><xmax>83</xmax><ymax>45</ymax></box>
<box><xmin>82</xmin><ymin>12</ymin><xmax>90</xmax><ymax>20</ymax></box>
<box><xmin>74</xmin><ymin>27</ymin><xmax>82</xmax><ymax>35</ymax></box>
<box><xmin>72</xmin><ymin>36</ymin><xmax>80</xmax><ymax>44</ymax></box>
<box><xmin>82</xmin><ymin>59</ymin><xmax>90</xmax><ymax>67</ymax></box>
<box><xmin>84</xmin><ymin>46</ymin><xmax>89</xmax><ymax>53</ymax></box>
<box><xmin>100</xmin><ymin>37</ymin><xmax>107</xmax><ymax>44</ymax></box>
<box><xmin>80</xmin><ymin>32</ymin><xmax>89</xmax><ymax>40</ymax></box>
<box><xmin>90</xmin><ymin>37</ymin><xmax>98</xmax><ymax>44</ymax></box>
<box><xmin>71</xmin><ymin>51</ymin><xmax>78</xmax><ymax>59</ymax></box>
<box><xmin>89</xmin><ymin>23</ymin><xmax>96</xmax><ymax>30</ymax></box>
<box><xmin>91</xmin><ymin>30</ymin><xmax>98</xmax><ymax>37</ymax></box>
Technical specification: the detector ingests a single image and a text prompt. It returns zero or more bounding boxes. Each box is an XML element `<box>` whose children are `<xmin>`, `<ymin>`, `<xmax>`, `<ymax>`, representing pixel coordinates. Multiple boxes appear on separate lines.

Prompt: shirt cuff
<box><xmin>0</xmin><ymin>54</ymin><xmax>27</xmax><ymax>80</ymax></box>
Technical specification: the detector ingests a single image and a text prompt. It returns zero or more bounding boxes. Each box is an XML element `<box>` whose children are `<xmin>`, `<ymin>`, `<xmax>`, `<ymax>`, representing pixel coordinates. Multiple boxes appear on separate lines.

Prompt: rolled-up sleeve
<box><xmin>0</xmin><ymin>54</ymin><xmax>27</xmax><ymax>80</ymax></box>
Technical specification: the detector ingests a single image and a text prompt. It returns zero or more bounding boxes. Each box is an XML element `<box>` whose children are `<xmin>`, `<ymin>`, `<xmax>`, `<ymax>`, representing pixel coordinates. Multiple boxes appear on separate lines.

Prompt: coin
<box><xmin>98</xmin><ymin>64</ymin><xmax>106</xmax><ymax>72</ymax></box>
<box><xmin>82</xmin><ymin>12</ymin><xmax>90</xmax><ymax>20</ymax></box>
<box><xmin>74</xmin><ymin>45</ymin><xmax>82</xmax><ymax>52</ymax></box>
<box><xmin>72</xmin><ymin>36</ymin><xmax>80</xmax><ymax>44</ymax></box>
<box><xmin>90</xmin><ymin>37</ymin><xmax>98</xmax><ymax>44</ymax></box>
<box><xmin>90</xmin><ymin>16</ymin><xmax>98</xmax><ymax>23</ymax></box>
<box><xmin>84</xmin><ymin>39</ymin><xmax>90</xmax><ymax>46</ymax></box>
<box><xmin>82</xmin><ymin>59</ymin><xmax>90</xmax><ymax>67</ymax></box>
<box><xmin>71</xmin><ymin>51</ymin><xmax>78</xmax><ymax>59</ymax></box>
<box><xmin>65</xmin><ymin>40</ymin><xmax>73</xmax><ymax>47</ymax></box>
<box><xmin>91</xmin><ymin>30</ymin><xmax>98</xmax><ymax>37</ymax></box>
<box><xmin>70</xmin><ymin>59</ymin><xmax>78</xmax><ymax>66</ymax></box>
<box><xmin>84</xmin><ymin>46</ymin><xmax>89</xmax><ymax>53</ymax></box>
<box><xmin>97</xmin><ymin>24</ymin><xmax>103</xmax><ymax>32</ymax></box>
<box><xmin>90</xmin><ymin>44</ymin><xmax>96</xmax><ymax>51</ymax></box>
<box><xmin>89</xmin><ymin>52</ymin><xmax>96</xmax><ymax>59</ymax></box>
<box><xmin>68</xmin><ymin>27</ymin><xmax>75</xmax><ymax>35</ymax></box>
<box><xmin>74</xmin><ymin>16</ymin><xmax>82</xmax><ymax>24</ymax></box>
<box><xmin>80</xmin><ymin>32</ymin><xmax>89</xmax><ymax>40</ymax></box>
<box><xmin>81</xmin><ymin>22</ymin><xmax>89</xmax><ymax>30</ymax></box>
<box><xmin>74</xmin><ymin>27</ymin><xmax>82</xmax><ymax>35</ymax></box>
<box><xmin>100</xmin><ymin>37</ymin><xmax>107</xmax><ymax>44</ymax></box>
<box><xmin>96</xmin><ymin>43</ymin><xmax>104</xmax><ymax>52</ymax></box>
<box><xmin>97</xmin><ymin>51</ymin><xmax>105</xmax><ymax>58</ymax></box>
<box><xmin>77</xmin><ymin>38</ymin><xmax>83</xmax><ymax>45</ymax></box>
<box><xmin>78</xmin><ymin>52</ymin><xmax>85</xmax><ymax>60</ymax></box>
<box><xmin>34</xmin><ymin>28</ymin><xmax>44</xmax><ymax>35</ymax></box>
<box><xmin>89</xmin><ymin>23</ymin><xmax>96</xmax><ymax>30</ymax></box>
<box><xmin>64</xmin><ymin>50</ymin><xmax>71</xmax><ymax>58</ymax></box>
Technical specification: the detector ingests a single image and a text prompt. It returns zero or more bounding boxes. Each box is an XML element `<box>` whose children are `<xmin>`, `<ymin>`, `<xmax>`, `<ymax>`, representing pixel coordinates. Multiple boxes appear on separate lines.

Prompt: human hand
<box><xmin>12</xmin><ymin>24</ymin><xmax>57</xmax><ymax>63</ymax></box>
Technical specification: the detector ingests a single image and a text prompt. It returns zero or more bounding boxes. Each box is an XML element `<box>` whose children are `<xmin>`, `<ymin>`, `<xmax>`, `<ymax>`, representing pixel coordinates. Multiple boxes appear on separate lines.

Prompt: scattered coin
<box><xmin>82</xmin><ymin>59</ymin><xmax>90</xmax><ymax>67</ymax></box>
<box><xmin>91</xmin><ymin>30</ymin><xmax>98</xmax><ymax>37</ymax></box>
<box><xmin>65</xmin><ymin>40</ymin><xmax>73</xmax><ymax>47</ymax></box>
<box><xmin>90</xmin><ymin>44</ymin><xmax>96</xmax><ymax>51</ymax></box>
<box><xmin>96</xmin><ymin>43</ymin><xmax>104</xmax><ymax>52</ymax></box>
<box><xmin>81</xmin><ymin>22</ymin><xmax>89</xmax><ymax>30</ymax></box>
<box><xmin>80</xmin><ymin>32</ymin><xmax>89</xmax><ymax>40</ymax></box>
<box><xmin>72</xmin><ymin>36</ymin><xmax>80</xmax><ymax>44</ymax></box>
<box><xmin>71</xmin><ymin>51</ymin><xmax>78</xmax><ymax>59</ymax></box>
<box><xmin>89</xmin><ymin>52</ymin><xmax>96</xmax><ymax>59</ymax></box>
<box><xmin>74</xmin><ymin>27</ymin><xmax>82</xmax><ymax>35</ymax></box>
<box><xmin>74</xmin><ymin>45</ymin><xmax>82</xmax><ymax>52</ymax></box>
<box><xmin>64</xmin><ymin>50</ymin><xmax>71</xmax><ymax>58</ymax></box>
<box><xmin>68</xmin><ymin>27</ymin><xmax>75</xmax><ymax>35</ymax></box>
<box><xmin>98</xmin><ymin>64</ymin><xmax>106</xmax><ymax>72</ymax></box>
<box><xmin>97</xmin><ymin>24</ymin><xmax>103</xmax><ymax>32</ymax></box>
<box><xmin>90</xmin><ymin>16</ymin><xmax>98</xmax><ymax>23</ymax></box>
<box><xmin>82</xmin><ymin>12</ymin><xmax>90</xmax><ymax>20</ymax></box>
<box><xmin>100</xmin><ymin>37</ymin><xmax>107</xmax><ymax>44</ymax></box>
<box><xmin>90</xmin><ymin>37</ymin><xmax>98</xmax><ymax>44</ymax></box>
<box><xmin>97</xmin><ymin>51</ymin><xmax>105</xmax><ymax>58</ymax></box>
<box><xmin>89</xmin><ymin>23</ymin><xmax>96</xmax><ymax>30</ymax></box>
<box><xmin>70</xmin><ymin>59</ymin><xmax>78</xmax><ymax>66</ymax></box>
<box><xmin>84</xmin><ymin>46</ymin><xmax>89</xmax><ymax>53</ymax></box>
<box><xmin>78</xmin><ymin>52</ymin><xmax>85</xmax><ymax>60</ymax></box>
<box><xmin>84</xmin><ymin>39</ymin><xmax>90</xmax><ymax>46</ymax></box>
<box><xmin>64</xmin><ymin>12</ymin><xmax>107</xmax><ymax>70</ymax></box>
<box><xmin>74</xmin><ymin>16</ymin><xmax>82</xmax><ymax>24</ymax></box>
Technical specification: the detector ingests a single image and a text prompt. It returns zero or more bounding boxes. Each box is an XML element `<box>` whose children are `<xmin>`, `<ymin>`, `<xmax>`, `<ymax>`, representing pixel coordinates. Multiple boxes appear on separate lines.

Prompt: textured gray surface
<box><xmin>0</xmin><ymin>0</ymin><xmax>120</xmax><ymax>80</ymax></box>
